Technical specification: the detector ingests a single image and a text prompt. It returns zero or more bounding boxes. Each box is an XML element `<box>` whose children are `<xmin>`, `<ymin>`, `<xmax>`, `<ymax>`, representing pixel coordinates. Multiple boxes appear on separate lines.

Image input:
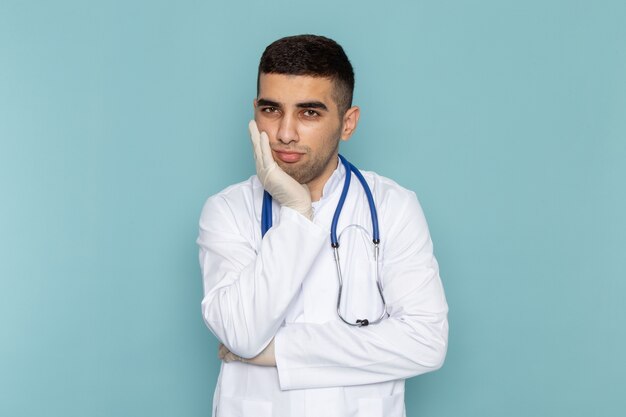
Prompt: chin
<box><xmin>282</xmin><ymin>167</ymin><xmax>308</xmax><ymax>184</ymax></box>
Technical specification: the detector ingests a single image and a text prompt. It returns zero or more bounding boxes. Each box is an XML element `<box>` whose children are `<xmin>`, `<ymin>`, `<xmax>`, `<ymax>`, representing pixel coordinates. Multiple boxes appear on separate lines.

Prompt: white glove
<box><xmin>218</xmin><ymin>339</ymin><xmax>276</xmax><ymax>367</ymax></box>
<box><xmin>248</xmin><ymin>120</ymin><xmax>313</xmax><ymax>220</ymax></box>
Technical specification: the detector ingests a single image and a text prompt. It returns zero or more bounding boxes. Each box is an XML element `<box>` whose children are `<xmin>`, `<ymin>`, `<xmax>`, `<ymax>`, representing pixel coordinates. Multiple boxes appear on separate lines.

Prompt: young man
<box><xmin>198</xmin><ymin>34</ymin><xmax>448</xmax><ymax>417</ymax></box>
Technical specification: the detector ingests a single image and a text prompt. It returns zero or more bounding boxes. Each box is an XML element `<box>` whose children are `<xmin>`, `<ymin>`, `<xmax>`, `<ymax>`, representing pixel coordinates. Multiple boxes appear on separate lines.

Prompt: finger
<box><xmin>248</xmin><ymin>120</ymin><xmax>263</xmax><ymax>169</ymax></box>
<box><xmin>224</xmin><ymin>352</ymin><xmax>239</xmax><ymax>363</ymax></box>
<box><xmin>259</xmin><ymin>130</ymin><xmax>276</xmax><ymax>168</ymax></box>
<box><xmin>248</xmin><ymin>120</ymin><xmax>260</xmax><ymax>143</ymax></box>
<box><xmin>218</xmin><ymin>344</ymin><xmax>228</xmax><ymax>360</ymax></box>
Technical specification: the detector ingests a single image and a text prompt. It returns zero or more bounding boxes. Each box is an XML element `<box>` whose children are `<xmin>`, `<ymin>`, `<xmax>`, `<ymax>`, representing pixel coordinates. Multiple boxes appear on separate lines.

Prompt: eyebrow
<box><xmin>256</xmin><ymin>98</ymin><xmax>281</xmax><ymax>108</ymax></box>
<box><xmin>297</xmin><ymin>101</ymin><xmax>328</xmax><ymax>111</ymax></box>
<box><xmin>257</xmin><ymin>98</ymin><xmax>329</xmax><ymax>112</ymax></box>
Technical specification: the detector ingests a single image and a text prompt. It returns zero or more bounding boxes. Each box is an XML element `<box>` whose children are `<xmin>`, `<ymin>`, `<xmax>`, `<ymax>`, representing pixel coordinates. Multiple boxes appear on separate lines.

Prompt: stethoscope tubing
<box><xmin>260</xmin><ymin>154</ymin><xmax>387</xmax><ymax>326</ymax></box>
<box><xmin>338</xmin><ymin>155</ymin><xmax>380</xmax><ymax>245</ymax></box>
<box><xmin>262</xmin><ymin>155</ymin><xmax>379</xmax><ymax>241</ymax></box>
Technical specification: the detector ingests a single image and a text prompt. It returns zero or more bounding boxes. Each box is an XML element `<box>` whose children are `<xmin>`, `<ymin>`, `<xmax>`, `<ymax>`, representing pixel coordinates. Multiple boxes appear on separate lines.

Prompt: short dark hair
<box><xmin>257</xmin><ymin>34</ymin><xmax>355</xmax><ymax>115</ymax></box>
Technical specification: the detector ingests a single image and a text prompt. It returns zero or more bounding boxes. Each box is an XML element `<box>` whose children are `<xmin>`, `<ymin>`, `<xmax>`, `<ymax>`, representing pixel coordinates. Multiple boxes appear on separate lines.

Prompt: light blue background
<box><xmin>1</xmin><ymin>1</ymin><xmax>625</xmax><ymax>416</ymax></box>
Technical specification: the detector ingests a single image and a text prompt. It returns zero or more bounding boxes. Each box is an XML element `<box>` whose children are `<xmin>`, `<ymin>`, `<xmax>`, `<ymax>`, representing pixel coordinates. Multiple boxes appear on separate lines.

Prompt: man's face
<box><xmin>254</xmin><ymin>73</ymin><xmax>357</xmax><ymax>190</ymax></box>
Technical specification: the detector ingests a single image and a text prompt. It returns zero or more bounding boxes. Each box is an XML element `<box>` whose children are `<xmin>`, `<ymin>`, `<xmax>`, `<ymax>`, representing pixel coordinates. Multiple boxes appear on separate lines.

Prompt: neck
<box><xmin>308</xmin><ymin>185</ymin><xmax>324</xmax><ymax>203</ymax></box>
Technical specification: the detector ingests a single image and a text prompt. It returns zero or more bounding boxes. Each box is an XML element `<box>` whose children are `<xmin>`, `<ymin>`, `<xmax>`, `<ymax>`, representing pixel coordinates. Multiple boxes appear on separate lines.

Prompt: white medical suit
<box><xmin>198</xmin><ymin>160</ymin><xmax>448</xmax><ymax>417</ymax></box>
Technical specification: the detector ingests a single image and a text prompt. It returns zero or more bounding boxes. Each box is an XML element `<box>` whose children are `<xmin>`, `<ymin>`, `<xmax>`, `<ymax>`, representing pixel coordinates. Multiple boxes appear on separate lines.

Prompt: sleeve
<box><xmin>198</xmin><ymin>194</ymin><xmax>327</xmax><ymax>359</ymax></box>
<box><xmin>274</xmin><ymin>192</ymin><xmax>448</xmax><ymax>390</ymax></box>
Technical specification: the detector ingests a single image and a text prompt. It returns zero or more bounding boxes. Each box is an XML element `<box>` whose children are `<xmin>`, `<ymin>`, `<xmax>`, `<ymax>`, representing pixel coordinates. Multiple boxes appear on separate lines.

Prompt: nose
<box><xmin>276</xmin><ymin>113</ymin><xmax>298</xmax><ymax>144</ymax></box>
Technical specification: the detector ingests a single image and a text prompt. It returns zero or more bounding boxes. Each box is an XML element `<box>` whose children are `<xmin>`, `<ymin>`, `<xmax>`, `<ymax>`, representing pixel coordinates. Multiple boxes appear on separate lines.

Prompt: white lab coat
<box><xmin>198</xmin><ymin>161</ymin><xmax>448</xmax><ymax>417</ymax></box>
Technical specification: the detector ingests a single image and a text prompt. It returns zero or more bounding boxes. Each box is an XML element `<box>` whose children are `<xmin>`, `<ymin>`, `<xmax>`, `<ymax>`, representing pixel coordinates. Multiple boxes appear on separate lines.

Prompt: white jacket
<box><xmin>198</xmin><ymin>161</ymin><xmax>448</xmax><ymax>417</ymax></box>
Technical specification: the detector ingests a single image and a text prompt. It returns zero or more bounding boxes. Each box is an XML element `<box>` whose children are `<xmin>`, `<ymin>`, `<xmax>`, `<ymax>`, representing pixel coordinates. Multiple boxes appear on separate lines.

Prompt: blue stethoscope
<box><xmin>261</xmin><ymin>154</ymin><xmax>388</xmax><ymax>327</ymax></box>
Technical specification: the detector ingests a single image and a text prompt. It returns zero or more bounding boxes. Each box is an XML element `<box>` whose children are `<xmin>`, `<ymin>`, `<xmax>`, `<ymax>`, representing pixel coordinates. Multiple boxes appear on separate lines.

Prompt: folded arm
<box><xmin>274</xmin><ymin>193</ymin><xmax>449</xmax><ymax>389</ymax></box>
<box><xmin>199</xmin><ymin>199</ymin><xmax>326</xmax><ymax>358</ymax></box>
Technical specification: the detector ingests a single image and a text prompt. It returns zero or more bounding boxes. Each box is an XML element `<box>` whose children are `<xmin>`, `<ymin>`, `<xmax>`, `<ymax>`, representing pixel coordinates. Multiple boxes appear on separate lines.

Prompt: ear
<box><xmin>340</xmin><ymin>106</ymin><xmax>360</xmax><ymax>141</ymax></box>
<box><xmin>252</xmin><ymin>98</ymin><xmax>259</xmax><ymax>122</ymax></box>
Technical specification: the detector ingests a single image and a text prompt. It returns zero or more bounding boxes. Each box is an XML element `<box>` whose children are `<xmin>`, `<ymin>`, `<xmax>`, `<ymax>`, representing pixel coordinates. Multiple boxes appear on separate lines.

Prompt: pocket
<box><xmin>217</xmin><ymin>396</ymin><xmax>272</xmax><ymax>417</ymax></box>
<box><xmin>358</xmin><ymin>391</ymin><xmax>404</xmax><ymax>417</ymax></box>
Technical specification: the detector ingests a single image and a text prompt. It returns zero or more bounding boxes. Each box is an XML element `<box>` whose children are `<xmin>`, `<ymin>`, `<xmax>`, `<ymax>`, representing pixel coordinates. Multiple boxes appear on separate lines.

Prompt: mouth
<box><xmin>273</xmin><ymin>149</ymin><xmax>304</xmax><ymax>163</ymax></box>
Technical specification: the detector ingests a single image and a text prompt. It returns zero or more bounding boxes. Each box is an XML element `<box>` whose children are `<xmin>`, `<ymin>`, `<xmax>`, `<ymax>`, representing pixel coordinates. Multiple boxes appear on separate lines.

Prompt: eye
<box><xmin>302</xmin><ymin>109</ymin><xmax>320</xmax><ymax>118</ymax></box>
<box><xmin>259</xmin><ymin>106</ymin><xmax>281</xmax><ymax>118</ymax></box>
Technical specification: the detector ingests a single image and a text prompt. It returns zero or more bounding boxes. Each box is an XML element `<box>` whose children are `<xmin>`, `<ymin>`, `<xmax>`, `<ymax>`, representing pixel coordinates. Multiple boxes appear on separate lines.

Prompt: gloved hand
<box><xmin>218</xmin><ymin>339</ymin><xmax>276</xmax><ymax>367</ymax></box>
<box><xmin>249</xmin><ymin>120</ymin><xmax>313</xmax><ymax>220</ymax></box>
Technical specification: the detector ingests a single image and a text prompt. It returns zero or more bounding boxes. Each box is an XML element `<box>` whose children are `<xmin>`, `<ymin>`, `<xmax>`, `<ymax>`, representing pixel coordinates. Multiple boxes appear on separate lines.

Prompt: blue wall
<box><xmin>1</xmin><ymin>1</ymin><xmax>625</xmax><ymax>416</ymax></box>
